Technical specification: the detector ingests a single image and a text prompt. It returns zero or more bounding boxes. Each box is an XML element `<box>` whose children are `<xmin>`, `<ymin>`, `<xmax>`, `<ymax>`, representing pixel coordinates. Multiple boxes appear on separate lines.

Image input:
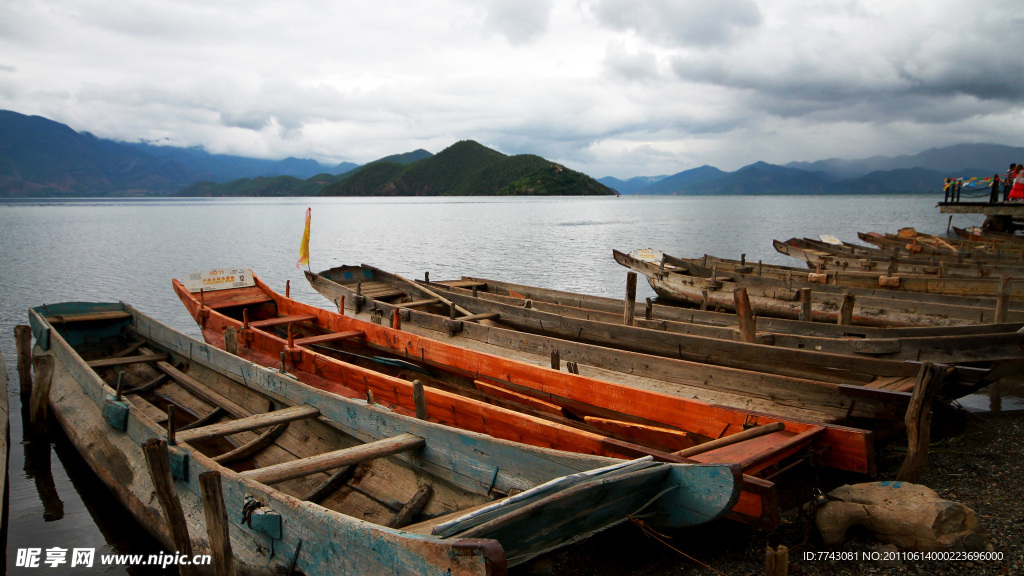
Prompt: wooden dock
<box><xmin>938</xmin><ymin>201</ymin><xmax>1024</xmax><ymax>232</ymax></box>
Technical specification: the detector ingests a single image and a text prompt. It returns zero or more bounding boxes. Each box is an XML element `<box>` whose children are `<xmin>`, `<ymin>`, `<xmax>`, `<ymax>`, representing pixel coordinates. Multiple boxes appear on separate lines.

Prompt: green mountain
<box><xmin>322</xmin><ymin>140</ymin><xmax>616</xmax><ymax>196</ymax></box>
<box><xmin>177</xmin><ymin>173</ymin><xmax>345</xmax><ymax>197</ymax></box>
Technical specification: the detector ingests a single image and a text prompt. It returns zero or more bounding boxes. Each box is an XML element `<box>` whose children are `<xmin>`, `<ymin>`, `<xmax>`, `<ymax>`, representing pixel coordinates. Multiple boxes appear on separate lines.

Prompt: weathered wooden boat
<box><xmin>615</xmin><ymin>249</ymin><xmax>1024</xmax><ymax>325</ymax></box>
<box><xmin>686</xmin><ymin>253</ymin><xmax>1024</xmax><ymax>300</ymax></box>
<box><xmin>774</xmin><ymin>238</ymin><xmax>1024</xmax><ymax>278</ymax></box>
<box><xmin>28</xmin><ymin>301</ymin><xmax>742</xmax><ymax>573</ymax></box>
<box><xmin>174</xmin><ymin>270</ymin><xmax>879</xmax><ymax>528</ymax></box>
<box><xmin>952</xmin><ymin>226</ymin><xmax>1024</xmax><ymax>245</ymax></box>
<box><xmin>412</xmin><ymin>272</ymin><xmax>1024</xmax><ymax>341</ymax></box>
<box><xmin>304</xmin><ymin>265</ymin><xmax>1022</xmax><ymax>391</ymax></box>
<box><xmin>859</xmin><ymin>231</ymin><xmax>1024</xmax><ymax>260</ymax></box>
<box><xmin>0</xmin><ymin>348</ymin><xmax>8</xmax><ymax>542</ymax></box>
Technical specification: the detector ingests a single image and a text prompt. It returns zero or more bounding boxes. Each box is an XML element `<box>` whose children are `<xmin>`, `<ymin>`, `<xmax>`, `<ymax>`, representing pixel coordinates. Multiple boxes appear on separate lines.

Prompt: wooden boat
<box><xmin>411</xmin><ymin>271</ymin><xmax>1024</xmax><ymax>341</ymax></box>
<box><xmin>174</xmin><ymin>270</ymin><xmax>879</xmax><ymax>528</ymax></box>
<box><xmin>304</xmin><ymin>265</ymin><xmax>1022</xmax><ymax>391</ymax></box>
<box><xmin>859</xmin><ymin>232</ymin><xmax>1024</xmax><ymax>260</ymax></box>
<box><xmin>615</xmin><ymin>249</ymin><xmax>1024</xmax><ymax>326</ymax></box>
<box><xmin>774</xmin><ymin>238</ymin><xmax>1024</xmax><ymax>278</ymax></box>
<box><xmin>687</xmin><ymin>253</ymin><xmax>1024</xmax><ymax>300</ymax></box>
<box><xmin>27</xmin><ymin>301</ymin><xmax>741</xmax><ymax>573</ymax></box>
<box><xmin>952</xmin><ymin>226</ymin><xmax>1024</xmax><ymax>245</ymax></box>
<box><xmin>0</xmin><ymin>349</ymin><xmax>7</xmax><ymax>543</ymax></box>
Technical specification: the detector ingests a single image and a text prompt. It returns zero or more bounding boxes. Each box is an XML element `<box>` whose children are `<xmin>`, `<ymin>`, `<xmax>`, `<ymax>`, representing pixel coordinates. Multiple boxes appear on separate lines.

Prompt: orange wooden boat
<box><xmin>173</xmin><ymin>269</ymin><xmax>876</xmax><ymax>528</ymax></box>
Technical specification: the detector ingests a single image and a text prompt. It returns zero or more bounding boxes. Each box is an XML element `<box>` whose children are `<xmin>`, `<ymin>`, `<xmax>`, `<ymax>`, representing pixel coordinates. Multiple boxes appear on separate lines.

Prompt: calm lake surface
<box><xmin>0</xmin><ymin>194</ymin><xmax>1006</xmax><ymax>573</ymax></box>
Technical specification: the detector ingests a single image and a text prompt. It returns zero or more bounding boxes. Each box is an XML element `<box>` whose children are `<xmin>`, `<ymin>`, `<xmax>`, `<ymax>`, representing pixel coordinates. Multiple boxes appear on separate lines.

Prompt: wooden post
<box><xmin>199</xmin><ymin>471</ymin><xmax>237</xmax><ymax>576</ymax></box>
<box><xmin>285</xmin><ymin>279</ymin><xmax>290</xmax><ymax>298</ymax></box>
<box><xmin>224</xmin><ymin>327</ymin><xmax>238</xmax><ymax>355</ymax></box>
<box><xmin>898</xmin><ymin>363</ymin><xmax>945</xmax><ymax>482</ymax></box>
<box><xmin>797</xmin><ymin>288</ymin><xmax>812</xmax><ymax>322</ymax></box>
<box><xmin>766</xmin><ymin>544</ymin><xmax>789</xmax><ymax>576</ymax></box>
<box><xmin>623</xmin><ymin>272</ymin><xmax>637</xmax><ymax>326</ymax></box>
<box><xmin>413</xmin><ymin>380</ymin><xmax>428</xmax><ymax>420</ymax></box>
<box><xmin>142</xmin><ymin>438</ymin><xmax>198</xmax><ymax>576</ymax></box>
<box><xmin>167</xmin><ymin>404</ymin><xmax>177</xmax><ymax>446</ymax></box>
<box><xmin>337</xmin><ymin>296</ymin><xmax>345</xmax><ymax>315</ymax></box>
<box><xmin>700</xmin><ymin>289</ymin><xmax>709</xmax><ymax>311</ymax></box>
<box><xmin>838</xmin><ymin>293</ymin><xmax>855</xmax><ymax>325</ymax></box>
<box><xmin>15</xmin><ymin>325</ymin><xmax>33</xmax><ymax>399</ymax></box>
<box><xmin>994</xmin><ymin>276</ymin><xmax>1011</xmax><ymax>324</ymax></box>
<box><xmin>550</xmin><ymin>350</ymin><xmax>560</xmax><ymax>370</ymax></box>
<box><xmin>29</xmin><ymin>354</ymin><xmax>54</xmax><ymax>432</ymax></box>
<box><xmin>645</xmin><ymin>298</ymin><xmax>653</xmax><ymax>320</ymax></box>
<box><xmin>733</xmin><ymin>287</ymin><xmax>756</xmax><ymax>343</ymax></box>
<box><xmin>391</xmin><ymin>308</ymin><xmax>402</xmax><ymax>330</ymax></box>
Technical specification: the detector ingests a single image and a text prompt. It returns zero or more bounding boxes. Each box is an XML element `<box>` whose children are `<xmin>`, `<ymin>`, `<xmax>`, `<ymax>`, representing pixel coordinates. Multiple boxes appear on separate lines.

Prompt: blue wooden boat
<box><xmin>28</xmin><ymin>302</ymin><xmax>740</xmax><ymax>575</ymax></box>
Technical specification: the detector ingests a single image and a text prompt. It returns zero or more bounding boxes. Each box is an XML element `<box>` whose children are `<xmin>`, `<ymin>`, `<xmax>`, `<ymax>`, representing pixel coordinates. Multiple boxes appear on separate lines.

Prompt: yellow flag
<box><xmin>297</xmin><ymin>207</ymin><xmax>311</xmax><ymax>268</ymax></box>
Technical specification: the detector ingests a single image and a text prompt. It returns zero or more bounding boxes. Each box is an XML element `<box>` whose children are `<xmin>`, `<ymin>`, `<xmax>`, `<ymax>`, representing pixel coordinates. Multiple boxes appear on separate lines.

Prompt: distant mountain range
<box><xmin>598</xmin><ymin>144</ymin><xmax>1024</xmax><ymax>195</ymax></box>
<box><xmin>2</xmin><ymin>109</ymin><xmax>1020</xmax><ymax>197</ymax></box>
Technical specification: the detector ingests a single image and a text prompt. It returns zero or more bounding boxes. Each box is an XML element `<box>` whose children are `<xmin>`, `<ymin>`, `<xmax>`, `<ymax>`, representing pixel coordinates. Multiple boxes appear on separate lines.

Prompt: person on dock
<box><xmin>990</xmin><ymin>174</ymin><xmax>1001</xmax><ymax>203</ymax></box>
<box><xmin>1010</xmin><ymin>165</ymin><xmax>1024</xmax><ymax>201</ymax></box>
<box><xmin>1005</xmin><ymin>163</ymin><xmax>1017</xmax><ymax>201</ymax></box>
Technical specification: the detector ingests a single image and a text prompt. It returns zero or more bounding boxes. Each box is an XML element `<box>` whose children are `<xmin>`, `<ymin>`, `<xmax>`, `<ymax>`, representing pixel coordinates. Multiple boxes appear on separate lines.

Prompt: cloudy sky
<box><xmin>1</xmin><ymin>0</ymin><xmax>1021</xmax><ymax>177</ymax></box>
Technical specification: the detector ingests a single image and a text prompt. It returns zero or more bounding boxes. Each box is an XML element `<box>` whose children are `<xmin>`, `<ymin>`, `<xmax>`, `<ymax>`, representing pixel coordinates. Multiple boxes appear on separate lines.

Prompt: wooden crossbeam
<box><xmin>397</xmin><ymin>298</ymin><xmax>441</xmax><ymax>309</ymax></box>
<box><xmin>240</xmin><ymin>433</ymin><xmax>424</xmax><ymax>485</ymax></box>
<box><xmin>44</xmin><ymin>311</ymin><xmax>132</xmax><ymax>324</ymax></box>
<box><xmin>154</xmin><ymin>361</ymin><xmax>251</xmax><ymax>419</ymax></box>
<box><xmin>87</xmin><ymin>353</ymin><xmax>168</xmax><ymax>369</ymax></box>
<box><xmin>458</xmin><ymin>312</ymin><xmax>500</xmax><ymax>322</ymax></box>
<box><xmin>292</xmin><ymin>330</ymin><xmax>364</xmax><ymax>347</ymax></box>
<box><xmin>248</xmin><ymin>314</ymin><xmax>317</xmax><ymax>329</ymax></box>
<box><xmin>177</xmin><ymin>405</ymin><xmax>320</xmax><ymax>444</ymax></box>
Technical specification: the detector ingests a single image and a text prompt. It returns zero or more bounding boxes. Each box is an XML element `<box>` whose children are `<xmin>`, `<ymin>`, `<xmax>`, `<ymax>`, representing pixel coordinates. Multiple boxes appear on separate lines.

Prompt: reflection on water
<box><xmin>958</xmin><ymin>377</ymin><xmax>1024</xmax><ymax>413</ymax></box>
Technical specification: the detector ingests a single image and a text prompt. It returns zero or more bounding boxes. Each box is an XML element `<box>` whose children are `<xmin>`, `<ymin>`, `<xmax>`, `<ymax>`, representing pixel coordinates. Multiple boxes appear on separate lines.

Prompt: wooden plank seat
<box><xmin>397</xmin><ymin>298</ymin><xmax>441</xmax><ymax>309</ymax></box>
<box><xmin>691</xmin><ymin>427</ymin><xmax>825</xmax><ymax>475</ymax></box>
<box><xmin>44</xmin><ymin>311</ymin><xmax>133</xmax><ymax>324</ymax></box>
<box><xmin>176</xmin><ymin>405</ymin><xmax>321</xmax><ymax>444</ymax></box>
<box><xmin>350</xmin><ymin>281</ymin><xmax>406</xmax><ymax>300</ymax></box>
<box><xmin>292</xmin><ymin>330</ymin><xmax>364</xmax><ymax>347</ymax></box>
<box><xmin>248</xmin><ymin>314</ymin><xmax>318</xmax><ymax>329</ymax></box>
<box><xmin>199</xmin><ymin>286</ymin><xmax>274</xmax><ymax>310</ymax></box>
<box><xmin>240</xmin><ymin>433</ymin><xmax>425</xmax><ymax>485</ymax></box>
<box><xmin>458</xmin><ymin>312</ymin><xmax>500</xmax><ymax>322</ymax></box>
<box><xmin>438</xmin><ymin>280</ymin><xmax>487</xmax><ymax>289</ymax></box>
<box><xmin>87</xmin><ymin>353</ymin><xmax>169</xmax><ymax>369</ymax></box>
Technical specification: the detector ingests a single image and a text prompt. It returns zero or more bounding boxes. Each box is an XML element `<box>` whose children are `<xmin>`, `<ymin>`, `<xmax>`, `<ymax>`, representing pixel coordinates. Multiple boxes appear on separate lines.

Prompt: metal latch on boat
<box><xmin>241</xmin><ymin>496</ymin><xmax>282</xmax><ymax>539</ymax></box>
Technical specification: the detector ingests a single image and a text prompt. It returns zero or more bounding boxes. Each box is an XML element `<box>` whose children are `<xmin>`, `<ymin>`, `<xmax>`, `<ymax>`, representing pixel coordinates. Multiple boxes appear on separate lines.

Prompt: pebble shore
<box><xmin>538</xmin><ymin>409</ymin><xmax>1022</xmax><ymax>576</ymax></box>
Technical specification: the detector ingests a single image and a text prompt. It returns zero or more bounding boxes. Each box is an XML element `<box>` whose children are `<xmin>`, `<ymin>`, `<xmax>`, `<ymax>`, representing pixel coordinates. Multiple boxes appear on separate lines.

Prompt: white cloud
<box><xmin>0</xmin><ymin>0</ymin><xmax>1021</xmax><ymax>178</ymax></box>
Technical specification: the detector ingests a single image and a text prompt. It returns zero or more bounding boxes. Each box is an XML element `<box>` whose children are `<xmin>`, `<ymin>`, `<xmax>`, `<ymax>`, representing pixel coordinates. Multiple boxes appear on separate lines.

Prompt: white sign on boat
<box><xmin>818</xmin><ymin>234</ymin><xmax>843</xmax><ymax>245</ymax></box>
<box><xmin>630</xmin><ymin>248</ymin><xmax>665</xmax><ymax>262</ymax></box>
<box><xmin>182</xmin><ymin>268</ymin><xmax>255</xmax><ymax>293</ymax></box>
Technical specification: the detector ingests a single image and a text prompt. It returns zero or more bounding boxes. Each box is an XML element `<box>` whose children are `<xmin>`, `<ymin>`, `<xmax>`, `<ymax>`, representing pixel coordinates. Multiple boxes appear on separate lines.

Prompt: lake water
<box><xmin>0</xmin><ymin>194</ymin><xmax>1007</xmax><ymax>573</ymax></box>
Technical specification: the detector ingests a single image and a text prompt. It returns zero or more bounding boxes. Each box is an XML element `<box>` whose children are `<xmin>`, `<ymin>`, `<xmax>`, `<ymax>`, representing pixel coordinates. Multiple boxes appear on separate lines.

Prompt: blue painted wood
<box><xmin>102</xmin><ymin>395</ymin><xmax>130</xmax><ymax>431</ymax></box>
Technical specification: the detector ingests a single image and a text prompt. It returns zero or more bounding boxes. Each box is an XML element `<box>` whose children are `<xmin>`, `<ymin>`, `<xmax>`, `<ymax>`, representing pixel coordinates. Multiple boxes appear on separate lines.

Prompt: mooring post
<box><xmin>838</xmin><ymin>293</ymin><xmax>856</xmax><ymax>325</ymax></box>
<box><xmin>413</xmin><ymin>380</ymin><xmax>428</xmax><ymax>420</ymax></box>
<box><xmin>898</xmin><ymin>363</ymin><xmax>945</xmax><ymax>482</ymax></box>
<box><xmin>994</xmin><ymin>276</ymin><xmax>1011</xmax><ymax>324</ymax></box>
<box><xmin>224</xmin><ymin>327</ymin><xmax>238</xmax><ymax>355</ymax></box>
<box><xmin>798</xmin><ymin>288</ymin><xmax>813</xmax><ymax>322</ymax></box>
<box><xmin>285</xmin><ymin>279</ymin><xmax>290</xmax><ymax>298</ymax></box>
<box><xmin>142</xmin><ymin>439</ymin><xmax>199</xmax><ymax>576</ymax></box>
<box><xmin>733</xmin><ymin>287</ymin><xmax>756</xmax><ymax>343</ymax></box>
<box><xmin>199</xmin><ymin>471</ymin><xmax>237</xmax><ymax>576</ymax></box>
<box><xmin>29</xmin><ymin>354</ymin><xmax>54</xmax><ymax>433</ymax></box>
<box><xmin>623</xmin><ymin>272</ymin><xmax>637</xmax><ymax>326</ymax></box>
<box><xmin>15</xmin><ymin>325</ymin><xmax>33</xmax><ymax>399</ymax></box>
